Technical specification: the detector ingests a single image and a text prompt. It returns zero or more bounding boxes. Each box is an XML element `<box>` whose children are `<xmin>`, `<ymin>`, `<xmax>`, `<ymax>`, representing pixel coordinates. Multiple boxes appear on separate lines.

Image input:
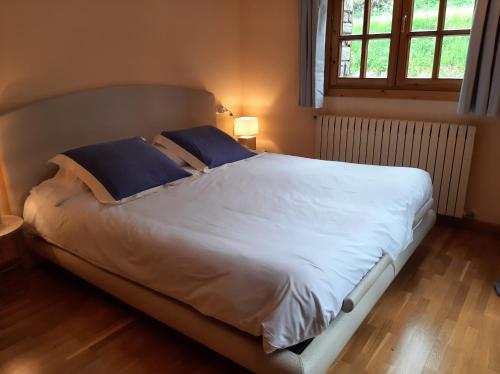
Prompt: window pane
<box><xmin>411</xmin><ymin>0</ymin><xmax>439</xmax><ymax>31</ymax></box>
<box><xmin>342</xmin><ymin>0</ymin><xmax>365</xmax><ymax>35</ymax></box>
<box><xmin>444</xmin><ymin>0</ymin><xmax>475</xmax><ymax>30</ymax></box>
<box><xmin>366</xmin><ymin>38</ymin><xmax>390</xmax><ymax>78</ymax></box>
<box><xmin>407</xmin><ymin>37</ymin><xmax>436</xmax><ymax>78</ymax></box>
<box><xmin>339</xmin><ymin>39</ymin><xmax>362</xmax><ymax>78</ymax></box>
<box><xmin>369</xmin><ymin>0</ymin><xmax>393</xmax><ymax>34</ymax></box>
<box><xmin>439</xmin><ymin>35</ymin><xmax>470</xmax><ymax>78</ymax></box>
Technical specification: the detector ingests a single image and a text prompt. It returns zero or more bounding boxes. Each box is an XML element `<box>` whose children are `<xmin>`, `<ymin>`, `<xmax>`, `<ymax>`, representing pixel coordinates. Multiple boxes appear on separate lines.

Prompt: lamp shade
<box><xmin>234</xmin><ymin>117</ymin><xmax>259</xmax><ymax>137</ymax></box>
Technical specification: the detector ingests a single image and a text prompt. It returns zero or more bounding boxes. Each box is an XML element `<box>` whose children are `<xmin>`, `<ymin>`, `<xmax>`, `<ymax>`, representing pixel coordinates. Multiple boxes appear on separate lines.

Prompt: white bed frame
<box><xmin>0</xmin><ymin>85</ymin><xmax>436</xmax><ymax>374</ymax></box>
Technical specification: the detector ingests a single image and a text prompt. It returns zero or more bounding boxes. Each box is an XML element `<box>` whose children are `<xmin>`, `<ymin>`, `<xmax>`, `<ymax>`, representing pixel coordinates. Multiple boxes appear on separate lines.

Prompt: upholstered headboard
<box><xmin>0</xmin><ymin>85</ymin><xmax>216</xmax><ymax>215</ymax></box>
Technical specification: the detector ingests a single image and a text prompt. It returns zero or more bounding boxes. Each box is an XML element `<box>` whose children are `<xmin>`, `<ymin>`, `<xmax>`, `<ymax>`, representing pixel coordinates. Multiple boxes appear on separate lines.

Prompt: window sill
<box><xmin>326</xmin><ymin>88</ymin><xmax>460</xmax><ymax>101</ymax></box>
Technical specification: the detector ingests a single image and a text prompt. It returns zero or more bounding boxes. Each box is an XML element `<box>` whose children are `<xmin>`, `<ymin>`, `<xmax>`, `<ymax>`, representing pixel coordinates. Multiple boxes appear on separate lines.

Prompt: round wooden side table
<box><xmin>0</xmin><ymin>215</ymin><xmax>24</xmax><ymax>270</ymax></box>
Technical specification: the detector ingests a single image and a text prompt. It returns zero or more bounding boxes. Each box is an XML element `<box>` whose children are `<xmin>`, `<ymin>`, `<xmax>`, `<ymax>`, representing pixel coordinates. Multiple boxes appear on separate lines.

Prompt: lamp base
<box><xmin>238</xmin><ymin>136</ymin><xmax>256</xmax><ymax>151</ymax></box>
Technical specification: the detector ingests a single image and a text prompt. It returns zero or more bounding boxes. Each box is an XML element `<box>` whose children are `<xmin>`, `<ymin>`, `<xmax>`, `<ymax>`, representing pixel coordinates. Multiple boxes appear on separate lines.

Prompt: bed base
<box><xmin>26</xmin><ymin>210</ymin><xmax>436</xmax><ymax>374</ymax></box>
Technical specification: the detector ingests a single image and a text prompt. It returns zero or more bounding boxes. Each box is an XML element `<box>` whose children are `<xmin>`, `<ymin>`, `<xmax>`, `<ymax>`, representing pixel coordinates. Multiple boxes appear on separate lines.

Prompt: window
<box><xmin>325</xmin><ymin>0</ymin><xmax>474</xmax><ymax>97</ymax></box>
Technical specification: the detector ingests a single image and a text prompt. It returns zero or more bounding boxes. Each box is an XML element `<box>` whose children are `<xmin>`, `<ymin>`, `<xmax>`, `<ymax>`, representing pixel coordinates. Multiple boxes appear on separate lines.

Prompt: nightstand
<box><xmin>0</xmin><ymin>215</ymin><xmax>24</xmax><ymax>270</ymax></box>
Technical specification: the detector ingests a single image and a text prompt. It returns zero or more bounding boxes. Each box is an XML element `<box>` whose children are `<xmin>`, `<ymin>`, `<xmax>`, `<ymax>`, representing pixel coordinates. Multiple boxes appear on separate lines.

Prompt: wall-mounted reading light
<box><xmin>215</xmin><ymin>105</ymin><xmax>258</xmax><ymax>150</ymax></box>
<box><xmin>215</xmin><ymin>104</ymin><xmax>234</xmax><ymax>117</ymax></box>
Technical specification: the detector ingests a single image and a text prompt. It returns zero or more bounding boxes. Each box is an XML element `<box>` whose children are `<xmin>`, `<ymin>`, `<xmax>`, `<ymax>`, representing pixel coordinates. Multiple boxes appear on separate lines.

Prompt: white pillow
<box><xmin>34</xmin><ymin>167</ymin><xmax>87</xmax><ymax>205</ymax></box>
<box><xmin>153</xmin><ymin>140</ymin><xmax>188</xmax><ymax>167</ymax></box>
<box><xmin>48</xmin><ymin>137</ymin><xmax>193</xmax><ymax>204</ymax></box>
<box><xmin>153</xmin><ymin>135</ymin><xmax>207</xmax><ymax>171</ymax></box>
<box><xmin>49</xmin><ymin>154</ymin><xmax>123</xmax><ymax>204</ymax></box>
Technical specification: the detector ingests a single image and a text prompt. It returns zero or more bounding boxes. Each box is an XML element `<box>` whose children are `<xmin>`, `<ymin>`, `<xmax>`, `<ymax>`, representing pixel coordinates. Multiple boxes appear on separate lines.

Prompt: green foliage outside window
<box><xmin>344</xmin><ymin>0</ymin><xmax>473</xmax><ymax>79</ymax></box>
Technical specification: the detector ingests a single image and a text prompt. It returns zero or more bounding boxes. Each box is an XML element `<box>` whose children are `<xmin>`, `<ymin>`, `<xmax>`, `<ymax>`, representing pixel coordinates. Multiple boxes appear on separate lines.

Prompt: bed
<box><xmin>0</xmin><ymin>84</ymin><xmax>436</xmax><ymax>374</ymax></box>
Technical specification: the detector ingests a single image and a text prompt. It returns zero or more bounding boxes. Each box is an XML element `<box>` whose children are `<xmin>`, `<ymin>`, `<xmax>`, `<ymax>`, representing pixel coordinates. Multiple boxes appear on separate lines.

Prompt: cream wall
<box><xmin>240</xmin><ymin>0</ymin><xmax>500</xmax><ymax>224</ymax></box>
<box><xmin>0</xmin><ymin>0</ymin><xmax>241</xmax><ymax>134</ymax></box>
<box><xmin>240</xmin><ymin>0</ymin><xmax>316</xmax><ymax>156</ymax></box>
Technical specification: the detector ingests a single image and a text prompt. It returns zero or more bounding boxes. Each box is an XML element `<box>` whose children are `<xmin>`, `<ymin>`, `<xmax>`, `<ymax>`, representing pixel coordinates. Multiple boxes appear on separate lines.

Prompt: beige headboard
<box><xmin>0</xmin><ymin>85</ymin><xmax>216</xmax><ymax>215</ymax></box>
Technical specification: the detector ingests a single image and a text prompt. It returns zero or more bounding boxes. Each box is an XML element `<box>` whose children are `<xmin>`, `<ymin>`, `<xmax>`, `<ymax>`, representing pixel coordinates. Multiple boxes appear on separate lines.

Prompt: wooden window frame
<box><xmin>325</xmin><ymin>0</ymin><xmax>472</xmax><ymax>99</ymax></box>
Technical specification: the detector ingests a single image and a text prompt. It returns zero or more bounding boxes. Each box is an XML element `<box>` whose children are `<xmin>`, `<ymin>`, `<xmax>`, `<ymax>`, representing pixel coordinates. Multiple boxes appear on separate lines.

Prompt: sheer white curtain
<box><xmin>458</xmin><ymin>0</ymin><xmax>500</xmax><ymax>117</ymax></box>
<box><xmin>299</xmin><ymin>0</ymin><xmax>328</xmax><ymax>108</ymax></box>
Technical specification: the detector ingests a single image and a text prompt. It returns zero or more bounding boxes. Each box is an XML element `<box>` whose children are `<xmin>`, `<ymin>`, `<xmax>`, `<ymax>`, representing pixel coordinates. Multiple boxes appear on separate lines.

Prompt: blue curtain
<box><xmin>458</xmin><ymin>0</ymin><xmax>500</xmax><ymax>116</ymax></box>
<box><xmin>299</xmin><ymin>0</ymin><xmax>328</xmax><ymax>108</ymax></box>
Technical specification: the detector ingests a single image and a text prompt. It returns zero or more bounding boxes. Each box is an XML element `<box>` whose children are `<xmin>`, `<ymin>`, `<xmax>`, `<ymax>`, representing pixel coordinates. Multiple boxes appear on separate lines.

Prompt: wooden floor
<box><xmin>1</xmin><ymin>224</ymin><xmax>499</xmax><ymax>374</ymax></box>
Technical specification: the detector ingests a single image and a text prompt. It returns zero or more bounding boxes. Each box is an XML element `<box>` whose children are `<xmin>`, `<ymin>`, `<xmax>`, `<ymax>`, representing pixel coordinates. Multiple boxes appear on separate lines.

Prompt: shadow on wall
<box><xmin>242</xmin><ymin>72</ymin><xmax>317</xmax><ymax>156</ymax></box>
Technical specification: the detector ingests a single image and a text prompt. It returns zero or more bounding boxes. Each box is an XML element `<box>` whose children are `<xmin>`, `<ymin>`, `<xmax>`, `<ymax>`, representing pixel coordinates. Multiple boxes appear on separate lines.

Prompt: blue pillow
<box><xmin>50</xmin><ymin>137</ymin><xmax>191</xmax><ymax>203</ymax></box>
<box><xmin>159</xmin><ymin>126</ymin><xmax>256</xmax><ymax>170</ymax></box>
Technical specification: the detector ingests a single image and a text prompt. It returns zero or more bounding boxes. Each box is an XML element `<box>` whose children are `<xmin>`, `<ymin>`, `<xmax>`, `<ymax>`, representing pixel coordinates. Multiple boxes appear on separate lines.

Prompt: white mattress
<box><xmin>23</xmin><ymin>153</ymin><xmax>432</xmax><ymax>353</ymax></box>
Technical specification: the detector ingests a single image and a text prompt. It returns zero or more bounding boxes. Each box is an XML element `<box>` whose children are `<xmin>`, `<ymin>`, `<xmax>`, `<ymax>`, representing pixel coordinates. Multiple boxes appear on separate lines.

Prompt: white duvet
<box><xmin>24</xmin><ymin>153</ymin><xmax>432</xmax><ymax>353</ymax></box>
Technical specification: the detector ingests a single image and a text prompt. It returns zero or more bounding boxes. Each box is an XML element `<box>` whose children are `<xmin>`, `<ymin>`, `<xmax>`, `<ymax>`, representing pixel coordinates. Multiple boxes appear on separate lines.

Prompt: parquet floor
<box><xmin>331</xmin><ymin>224</ymin><xmax>500</xmax><ymax>373</ymax></box>
<box><xmin>1</xmin><ymin>223</ymin><xmax>499</xmax><ymax>374</ymax></box>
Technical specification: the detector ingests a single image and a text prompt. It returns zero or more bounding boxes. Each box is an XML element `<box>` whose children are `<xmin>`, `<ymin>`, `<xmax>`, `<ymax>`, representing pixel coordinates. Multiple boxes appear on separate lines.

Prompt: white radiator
<box><xmin>315</xmin><ymin>115</ymin><xmax>476</xmax><ymax>218</ymax></box>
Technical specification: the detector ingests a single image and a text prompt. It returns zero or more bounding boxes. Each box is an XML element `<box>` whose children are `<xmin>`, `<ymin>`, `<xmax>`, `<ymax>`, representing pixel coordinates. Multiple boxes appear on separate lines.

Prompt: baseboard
<box><xmin>437</xmin><ymin>215</ymin><xmax>500</xmax><ymax>235</ymax></box>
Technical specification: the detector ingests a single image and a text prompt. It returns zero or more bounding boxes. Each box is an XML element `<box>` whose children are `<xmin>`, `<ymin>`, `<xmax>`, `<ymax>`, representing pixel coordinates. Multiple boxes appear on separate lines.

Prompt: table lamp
<box><xmin>234</xmin><ymin>117</ymin><xmax>259</xmax><ymax>150</ymax></box>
